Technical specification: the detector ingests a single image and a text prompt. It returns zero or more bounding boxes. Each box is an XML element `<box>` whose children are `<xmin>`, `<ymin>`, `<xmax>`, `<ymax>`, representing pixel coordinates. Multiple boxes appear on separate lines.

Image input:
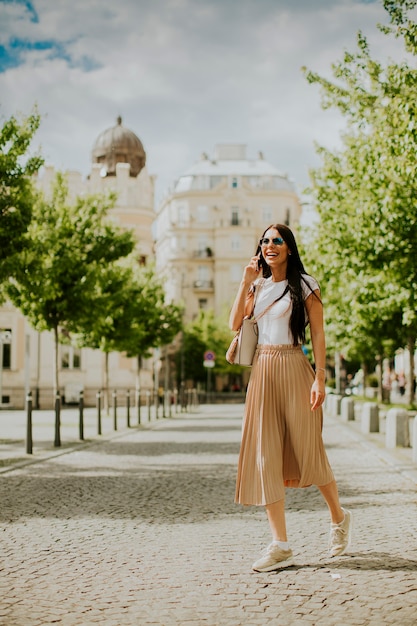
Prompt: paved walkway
<box><xmin>1</xmin><ymin>403</ymin><xmax>417</xmax><ymax>625</ymax></box>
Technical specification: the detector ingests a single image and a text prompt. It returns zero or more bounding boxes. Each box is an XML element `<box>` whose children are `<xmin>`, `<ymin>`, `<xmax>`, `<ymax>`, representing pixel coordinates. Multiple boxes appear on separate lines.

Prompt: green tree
<box><xmin>7</xmin><ymin>173</ymin><xmax>135</xmax><ymax>397</ymax></box>
<box><xmin>77</xmin><ymin>260</ymin><xmax>183</xmax><ymax>407</ymax></box>
<box><xmin>302</xmin><ymin>1</ymin><xmax>417</xmax><ymax>405</ymax></box>
<box><xmin>178</xmin><ymin>309</ymin><xmax>244</xmax><ymax>388</ymax></box>
<box><xmin>0</xmin><ymin>108</ymin><xmax>43</xmax><ymax>286</ymax></box>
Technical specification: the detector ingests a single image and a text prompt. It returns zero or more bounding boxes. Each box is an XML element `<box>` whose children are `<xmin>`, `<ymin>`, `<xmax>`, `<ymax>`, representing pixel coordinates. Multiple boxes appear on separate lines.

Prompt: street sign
<box><xmin>204</xmin><ymin>350</ymin><xmax>216</xmax><ymax>361</ymax></box>
<box><xmin>203</xmin><ymin>360</ymin><xmax>215</xmax><ymax>368</ymax></box>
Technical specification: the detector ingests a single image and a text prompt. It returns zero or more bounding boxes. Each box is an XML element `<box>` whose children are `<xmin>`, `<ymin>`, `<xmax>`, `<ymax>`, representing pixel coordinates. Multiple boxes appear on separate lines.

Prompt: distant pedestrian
<box><xmin>229</xmin><ymin>224</ymin><xmax>352</xmax><ymax>572</ymax></box>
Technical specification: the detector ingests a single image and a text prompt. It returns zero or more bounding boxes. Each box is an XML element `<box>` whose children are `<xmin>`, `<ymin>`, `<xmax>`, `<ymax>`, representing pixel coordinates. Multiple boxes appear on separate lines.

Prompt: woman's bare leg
<box><xmin>265</xmin><ymin>499</ymin><xmax>287</xmax><ymax>542</ymax></box>
<box><xmin>318</xmin><ymin>480</ymin><xmax>344</xmax><ymax>523</ymax></box>
<box><xmin>266</xmin><ymin>481</ymin><xmax>344</xmax><ymax>543</ymax></box>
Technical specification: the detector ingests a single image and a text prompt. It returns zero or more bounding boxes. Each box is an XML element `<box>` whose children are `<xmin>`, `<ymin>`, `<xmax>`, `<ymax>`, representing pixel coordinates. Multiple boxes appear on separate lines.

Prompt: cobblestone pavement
<box><xmin>1</xmin><ymin>404</ymin><xmax>417</xmax><ymax>626</ymax></box>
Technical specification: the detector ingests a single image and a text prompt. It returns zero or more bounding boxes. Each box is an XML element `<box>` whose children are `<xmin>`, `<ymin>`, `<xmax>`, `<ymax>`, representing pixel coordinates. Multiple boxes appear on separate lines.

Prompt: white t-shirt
<box><xmin>253</xmin><ymin>274</ymin><xmax>319</xmax><ymax>345</ymax></box>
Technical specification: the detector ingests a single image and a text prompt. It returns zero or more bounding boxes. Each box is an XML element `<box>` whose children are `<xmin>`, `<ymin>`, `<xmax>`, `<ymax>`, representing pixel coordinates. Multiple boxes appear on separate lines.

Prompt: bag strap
<box><xmin>252</xmin><ymin>284</ymin><xmax>290</xmax><ymax>323</ymax></box>
<box><xmin>247</xmin><ymin>278</ymin><xmax>265</xmax><ymax>317</ymax></box>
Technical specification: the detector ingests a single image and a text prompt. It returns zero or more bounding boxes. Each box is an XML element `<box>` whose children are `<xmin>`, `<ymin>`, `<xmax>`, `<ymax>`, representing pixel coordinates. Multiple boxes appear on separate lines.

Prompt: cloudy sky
<box><xmin>0</xmin><ymin>0</ymin><xmax>409</xmax><ymax>215</ymax></box>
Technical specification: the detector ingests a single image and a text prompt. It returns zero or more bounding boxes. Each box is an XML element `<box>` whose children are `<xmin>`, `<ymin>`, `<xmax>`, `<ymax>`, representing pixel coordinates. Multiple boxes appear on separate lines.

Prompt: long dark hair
<box><xmin>255</xmin><ymin>223</ymin><xmax>319</xmax><ymax>346</ymax></box>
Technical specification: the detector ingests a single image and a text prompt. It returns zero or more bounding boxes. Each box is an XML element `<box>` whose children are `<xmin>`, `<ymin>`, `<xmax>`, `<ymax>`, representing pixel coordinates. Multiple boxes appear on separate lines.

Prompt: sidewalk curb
<box><xmin>0</xmin><ymin>416</ymin><xmax>174</xmax><ymax>475</ymax></box>
<box><xmin>2</xmin><ymin>405</ymin><xmax>416</xmax><ymax>486</ymax></box>
<box><xmin>325</xmin><ymin>411</ymin><xmax>417</xmax><ymax>486</ymax></box>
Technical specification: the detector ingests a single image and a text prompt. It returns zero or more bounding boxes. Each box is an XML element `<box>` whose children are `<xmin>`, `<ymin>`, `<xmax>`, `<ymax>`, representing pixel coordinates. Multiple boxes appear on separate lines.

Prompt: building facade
<box><xmin>154</xmin><ymin>144</ymin><xmax>302</xmax><ymax>321</ymax></box>
<box><xmin>0</xmin><ymin>118</ymin><xmax>156</xmax><ymax>409</ymax></box>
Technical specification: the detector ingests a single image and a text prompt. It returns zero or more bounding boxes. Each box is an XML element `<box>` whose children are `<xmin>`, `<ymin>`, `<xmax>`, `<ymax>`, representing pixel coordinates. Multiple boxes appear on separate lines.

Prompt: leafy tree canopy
<box><xmin>7</xmin><ymin>172</ymin><xmax>136</xmax><ymax>393</ymax></box>
<box><xmin>8</xmin><ymin>172</ymin><xmax>135</xmax><ymax>334</ymax></box>
<box><xmin>302</xmin><ymin>0</ymin><xmax>417</xmax><ymax>378</ymax></box>
<box><xmin>0</xmin><ymin>108</ymin><xmax>43</xmax><ymax>285</ymax></box>
<box><xmin>178</xmin><ymin>309</ymin><xmax>245</xmax><ymax>385</ymax></box>
<box><xmin>77</xmin><ymin>259</ymin><xmax>183</xmax><ymax>360</ymax></box>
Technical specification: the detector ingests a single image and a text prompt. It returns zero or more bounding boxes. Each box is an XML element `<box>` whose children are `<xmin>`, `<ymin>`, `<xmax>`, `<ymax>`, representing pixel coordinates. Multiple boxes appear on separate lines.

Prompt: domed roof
<box><xmin>92</xmin><ymin>116</ymin><xmax>146</xmax><ymax>177</ymax></box>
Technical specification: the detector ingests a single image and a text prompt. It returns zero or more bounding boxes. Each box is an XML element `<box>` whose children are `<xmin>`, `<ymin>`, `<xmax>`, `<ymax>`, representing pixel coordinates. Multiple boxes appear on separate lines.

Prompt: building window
<box><xmin>193</xmin><ymin>175</ymin><xmax>210</xmax><ymax>190</ymax></box>
<box><xmin>180</xmin><ymin>235</ymin><xmax>187</xmax><ymax>251</ymax></box>
<box><xmin>285</xmin><ymin>207</ymin><xmax>291</xmax><ymax>225</ymax></box>
<box><xmin>262</xmin><ymin>205</ymin><xmax>273</xmax><ymax>224</ymax></box>
<box><xmin>178</xmin><ymin>205</ymin><xmax>188</xmax><ymax>226</ymax></box>
<box><xmin>196</xmin><ymin>205</ymin><xmax>209</xmax><ymax>223</ymax></box>
<box><xmin>210</xmin><ymin>176</ymin><xmax>225</xmax><ymax>188</ymax></box>
<box><xmin>0</xmin><ymin>329</ymin><xmax>12</xmax><ymax>369</ymax></box>
<box><xmin>197</xmin><ymin>265</ymin><xmax>209</xmax><ymax>282</ymax></box>
<box><xmin>61</xmin><ymin>346</ymin><xmax>81</xmax><ymax>370</ymax></box>
<box><xmin>198</xmin><ymin>298</ymin><xmax>208</xmax><ymax>310</ymax></box>
<box><xmin>231</xmin><ymin>207</ymin><xmax>240</xmax><ymax>226</ymax></box>
<box><xmin>231</xmin><ymin>264</ymin><xmax>242</xmax><ymax>282</ymax></box>
<box><xmin>247</xmin><ymin>176</ymin><xmax>260</xmax><ymax>188</ymax></box>
<box><xmin>197</xmin><ymin>235</ymin><xmax>208</xmax><ymax>254</ymax></box>
<box><xmin>231</xmin><ymin>177</ymin><xmax>238</xmax><ymax>188</ymax></box>
<box><xmin>231</xmin><ymin>235</ymin><xmax>240</xmax><ymax>251</ymax></box>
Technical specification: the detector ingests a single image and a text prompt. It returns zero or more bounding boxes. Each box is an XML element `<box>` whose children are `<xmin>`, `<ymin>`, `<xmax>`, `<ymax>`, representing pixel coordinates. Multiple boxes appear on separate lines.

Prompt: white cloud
<box><xmin>0</xmin><ymin>0</ymin><xmax>409</xmax><ymax>205</ymax></box>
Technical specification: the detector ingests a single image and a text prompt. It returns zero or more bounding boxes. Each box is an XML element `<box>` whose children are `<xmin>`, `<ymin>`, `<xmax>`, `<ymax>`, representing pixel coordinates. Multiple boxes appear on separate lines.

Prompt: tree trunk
<box><xmin>136</xmin><ymin>354</ymin><xmax>142</xmax><ymax>395</ymax></box>
<box><xmin>53</xmin><ymin>325</ymin><xmax>59</xmax><ymax>398</ymax></box>
<box><xmin>103</xmin><ymin>351</ymin><xmax>109</xmax><ymax>415</ymax></box>
<box><xmin>361</xmin><ymin>361</ymin><xmax>368</xmax><ymax>396</ymax></box>
<box><xmin>376</xmin><ymin>353</ymin><xmax>383</xmax><ymax>403</ymax></box>
<box><xmin>407</xmin><ymin>335</ymin><xmax>416</xmax><ymax>407</ymax></box>
<box><xmin>136</xmin><ymin>354</ymin><xmax>142</xmax><ymax>409</ymax></box>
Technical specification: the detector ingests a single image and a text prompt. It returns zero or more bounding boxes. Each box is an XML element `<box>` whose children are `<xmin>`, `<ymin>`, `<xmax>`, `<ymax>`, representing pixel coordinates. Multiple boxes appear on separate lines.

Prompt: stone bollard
<box><xmin>361</xmin><ymin>402</ymin><xmax>379</xmax><ymax>434</ymax></box>
<box><xmin>385</xmin><ymin>408</ymin><xmax>410</xmax><ymax>448</ymax></box>
<box><xmin>412</xmin><ymin>415</ymin><xmax>417</xmax><ymax>464</ymax></box>
<box><xmin>340</xmin><ymin>397</ymin><xmax>355</xmax><ymax>422</ymax></box>
<box><xmin>329</xmin><ymin>394</ymin><xmax>342</xmax><ymax>416</ymax></box>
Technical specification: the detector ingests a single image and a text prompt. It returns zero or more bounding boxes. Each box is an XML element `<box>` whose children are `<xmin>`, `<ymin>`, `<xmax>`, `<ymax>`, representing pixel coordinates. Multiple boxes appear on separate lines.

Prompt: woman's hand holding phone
<box><xmin>243</xmin><ymin>254</ymin><xmax>261</xmax><ymax>284</ymax></box>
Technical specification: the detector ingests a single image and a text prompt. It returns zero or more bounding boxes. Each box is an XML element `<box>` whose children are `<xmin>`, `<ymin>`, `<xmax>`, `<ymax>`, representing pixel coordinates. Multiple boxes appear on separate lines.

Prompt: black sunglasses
<box><xmin>259</xmin><ymin>237</ymin><xmax>285</xmax><ymax>246</ymax></box>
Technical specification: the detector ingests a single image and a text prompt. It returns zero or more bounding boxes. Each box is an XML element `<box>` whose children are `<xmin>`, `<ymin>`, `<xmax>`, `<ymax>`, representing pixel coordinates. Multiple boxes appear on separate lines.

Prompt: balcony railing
<box><xmin>193</xmin><ymin>280</ymin><xmax>214</xmax><ymax>290</ymax></box>
<box><xmin>192</xmin><ymin>248</ymin><xmax>214</xmax><ymax>258</ymax></box>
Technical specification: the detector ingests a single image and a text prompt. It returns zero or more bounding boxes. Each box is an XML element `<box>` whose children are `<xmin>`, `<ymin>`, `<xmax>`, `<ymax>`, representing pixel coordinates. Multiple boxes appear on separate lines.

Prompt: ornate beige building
<box><xmin>0</xmin><ymin>118</ymin><xmax>155</xmax><ymax>409</ymax></box>
<box><xmin>155</xmin><ymin>144</ymin><xmax>302</xmax><ymax>320</ymax></box>
<box><xmin>0</xmin><ymin>137</ymin><xmax>303</xmax><ymax>408</ymax></box>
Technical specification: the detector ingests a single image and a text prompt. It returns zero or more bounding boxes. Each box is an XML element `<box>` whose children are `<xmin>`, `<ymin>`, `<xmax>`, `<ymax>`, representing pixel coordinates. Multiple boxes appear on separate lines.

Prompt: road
<box><xmin>1</xmin><ymin>403</ymin><xmax>416</xmax><ymax>625</ymax></box>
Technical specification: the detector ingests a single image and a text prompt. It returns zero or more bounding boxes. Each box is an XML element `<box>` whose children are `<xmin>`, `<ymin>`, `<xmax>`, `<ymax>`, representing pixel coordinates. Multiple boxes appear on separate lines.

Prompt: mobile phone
<box><xmin>257</xmin><ymin>258</ymin><xmax>261</xmax><ymax>271</ymax></box>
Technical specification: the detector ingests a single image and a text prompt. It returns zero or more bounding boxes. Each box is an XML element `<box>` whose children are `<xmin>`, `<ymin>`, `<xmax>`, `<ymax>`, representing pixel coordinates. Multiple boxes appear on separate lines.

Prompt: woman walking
<box><xmin>229</xmin><ymin>224</ymin><xmax>352</xmax><ymax>572</ymax></box>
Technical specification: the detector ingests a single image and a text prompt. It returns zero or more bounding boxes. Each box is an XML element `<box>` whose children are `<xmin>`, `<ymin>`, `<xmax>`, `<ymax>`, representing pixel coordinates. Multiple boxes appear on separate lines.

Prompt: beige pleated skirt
<box><xmin>235</xmin><ymin>344</ymin><xmax>334</xmax><ymax>506</ymax></box>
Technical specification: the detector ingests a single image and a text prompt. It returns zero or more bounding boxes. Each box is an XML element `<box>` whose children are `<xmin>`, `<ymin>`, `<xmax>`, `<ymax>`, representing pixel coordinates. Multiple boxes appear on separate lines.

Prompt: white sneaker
<box><xmin>252</xmin><ymin>543</ymin><xmax>294</xmax><ymax>572</ymax></box>
<box><xmin>329</xmin><ymin>508</ymin><xmax>352</xmax><ymax>557</ymax></box>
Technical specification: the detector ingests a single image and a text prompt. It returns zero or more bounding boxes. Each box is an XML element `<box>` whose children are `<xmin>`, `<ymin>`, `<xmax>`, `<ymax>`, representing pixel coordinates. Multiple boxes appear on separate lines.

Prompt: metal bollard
<box><xmin>96</xmin><ymin>390</ymin><xmax>102</xmax><ymax>435</ymax></box>
<box><xmin>137</xmin><ymin>389</ymin><xmax>141</xmax><ymax>425</ymax></box>
<box><xmin>126</xmin><ymin>389</ymin><xmax>131</xmax><ymax>428</ymax></box>
<box><xmin>112</xmin><ymin>390</ymin><xmax>117</xmax><ymax>430</ymax></box>
<box><xmin>26</xmin><ymin>391</ymin><xmax>33</xmax><ymax>455</ymax></box>
<box><xmin>162</xmin><ymin>390</ymin><xmax>167</xmax><ymax>418</ymax></box>
<box><xmin>54</xmin><ymin>391</ymin><xmax>61</xmax><ymax>447</ymax></box>
<box><xmin>79</xmin><ymin>390</ymin><xmax>84</xmax><ymax>440</ymax></box>
<box><xmin>147</xmin><ymin>390</ymin><xmax>151</xmax><ymax>422</ymax></box>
